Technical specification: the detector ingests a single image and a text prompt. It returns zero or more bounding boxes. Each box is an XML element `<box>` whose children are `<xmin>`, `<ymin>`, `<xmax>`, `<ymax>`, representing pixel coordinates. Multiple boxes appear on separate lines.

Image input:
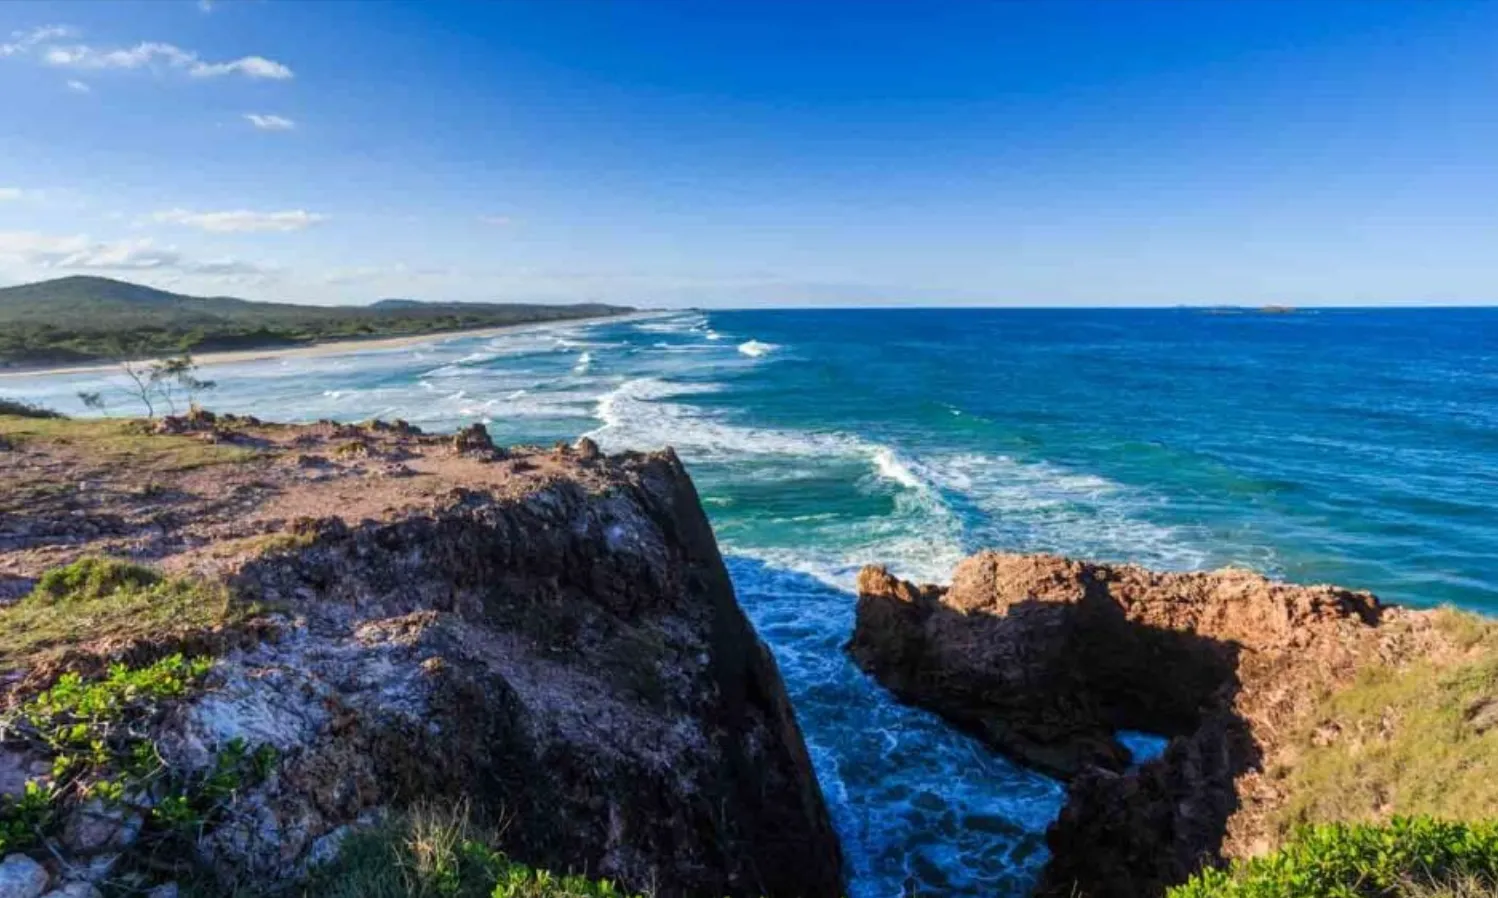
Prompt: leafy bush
<box><xmin>1169</xmin><ymin>818</ymin><xmax>1498</xmax><ymax>898</ymax></box>
<box><xmin>1</xmin><ymin>652</ymin><xmax>278</xmax><ymax>882</ymax></box>
<box><xmin>0</xmin><ymin>397</ymin><xmax>63</xmax><ymax>418</ymax></box>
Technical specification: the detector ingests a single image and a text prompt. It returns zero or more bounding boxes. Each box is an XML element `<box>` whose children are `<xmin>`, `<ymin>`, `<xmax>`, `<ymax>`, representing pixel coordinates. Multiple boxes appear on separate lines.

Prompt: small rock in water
<box><xmin>0</xmin><ymin>854</ymin><xmax>50</xmax><ymax>898</ymax></box>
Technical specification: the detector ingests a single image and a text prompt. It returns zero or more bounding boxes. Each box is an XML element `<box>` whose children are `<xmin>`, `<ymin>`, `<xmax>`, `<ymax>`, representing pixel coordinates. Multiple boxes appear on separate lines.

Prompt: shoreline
<box><xmin>0</xmin><ymin>311</ymin><xmax>651</xmax><ymax>380</ymax></box>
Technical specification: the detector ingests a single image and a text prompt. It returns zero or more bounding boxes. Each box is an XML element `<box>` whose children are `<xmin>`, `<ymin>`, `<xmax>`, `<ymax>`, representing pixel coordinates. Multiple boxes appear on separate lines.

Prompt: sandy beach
<box><xmin>0</xmin><ymin>312</ymin><xmax>650</xmax><ymax>381</ymax></box>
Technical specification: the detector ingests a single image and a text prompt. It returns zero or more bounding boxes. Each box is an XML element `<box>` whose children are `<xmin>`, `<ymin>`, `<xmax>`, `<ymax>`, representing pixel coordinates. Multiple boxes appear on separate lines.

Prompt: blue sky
<box><xmin>2</xmin><ymin>0</ymin><xmax>1496</xmax><ymax>307</ymax></box>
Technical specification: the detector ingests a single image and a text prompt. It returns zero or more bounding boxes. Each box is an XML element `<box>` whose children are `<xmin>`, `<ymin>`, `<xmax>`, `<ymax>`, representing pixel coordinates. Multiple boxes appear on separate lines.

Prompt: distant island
<box><xmin>0</xmin><ymin>276</ymin><xmax>633</xmax><ymax>368</ymax></box>
<box><xmin>1199</xmin><ymin>305</ymin><xmax>1300</xmax><ymax>316</ymax></box>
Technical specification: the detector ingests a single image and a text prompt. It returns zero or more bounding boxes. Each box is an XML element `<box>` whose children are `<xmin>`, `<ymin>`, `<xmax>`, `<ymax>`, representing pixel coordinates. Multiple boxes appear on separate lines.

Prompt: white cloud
<box><xmin>0</xmin><ymin>188</ymin><xmax>22</xmax><ymax>201</ymax></box>
<box><xmin>187</xmin><ymin>55</ymin><xmax>292</xmax><ymax>79</ymax></box>
<box><xmin>199</xmin><ymin>0</ymin><xmax>215</xmax><ymax>11</ymax></box>
<box><xmin>244</xmin><ymin>113</ymin><xmax>295</xmax><ymax>131</ymax></box>
<box><xmin>479</xmin><ymin>215</ymin><xmax>515</xmax><ymax>226</ymax></box>
<box><xmin>11</xmin><ymin>29</ymin><xmax>292</xmax><ymax>80</ymax></box>
<box><xmin>0</xmin><ymin>25</ymin><xmax>76</xmax><ymax>57</ymax></box>
<box><xmin>65</xmin><ymin>79</ymin><xmax>90</xmax><ymax>93</ymax></box>
<box><xmin>152</xmin><ymin>208</ymin><xmax>325</xmax><ymax>233</ymax></box>
<box><xmin>0</xmin><ymin>230</ymin><xmax>272</xmax><ymax>278</ymax></box>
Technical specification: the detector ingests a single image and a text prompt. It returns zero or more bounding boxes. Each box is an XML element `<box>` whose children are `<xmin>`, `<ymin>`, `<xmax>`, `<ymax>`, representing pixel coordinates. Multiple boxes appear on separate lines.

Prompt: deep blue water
<box><xmin>10</xmin><ymin>307</ymin><xmax>1498</xmax><ymax>896</ymax></box>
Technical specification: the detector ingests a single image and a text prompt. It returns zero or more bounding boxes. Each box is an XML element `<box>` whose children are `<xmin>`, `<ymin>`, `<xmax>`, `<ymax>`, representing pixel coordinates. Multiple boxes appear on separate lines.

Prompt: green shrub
<box><xmin>0</xmin><ymin>397</ymin><xmax>63</xmax><ymax>418</ymax></box>
<box><xmin>1</xmin><ymin>653</ymin><xmax>278</xmax><ymax>881</ymax></box>
<box><xmin>31</xmin><ymin>556</ymin><xmax>163</xmax><ymax>603</ymax></box>
<box><xmin>1169</xmin><ymin>818</ymin><xmax>1498</xmax><ymax>898</ymax></box>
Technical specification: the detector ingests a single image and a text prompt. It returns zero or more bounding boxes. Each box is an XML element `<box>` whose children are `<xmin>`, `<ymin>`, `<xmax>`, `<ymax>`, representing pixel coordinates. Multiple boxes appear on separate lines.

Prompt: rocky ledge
<box><xmin>0</xmin><ymin>412</ymin><xmax>842</xmax><ymax>897</ymax></box>
<box><xmin>850</xmin><ymin>551</ymin><xmax>1478</xmax><ymax>897</ymax></box>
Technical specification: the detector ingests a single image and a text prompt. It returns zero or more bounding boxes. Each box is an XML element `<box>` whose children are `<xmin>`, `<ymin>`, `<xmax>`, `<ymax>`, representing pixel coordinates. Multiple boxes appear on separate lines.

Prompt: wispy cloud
<box><xmin>65</xmin><ymin>78</ymin><xmax>89</xmax><ymax>93</ymax></box>
<box><xmin>478</xmin><ymin>215</ymin><xmax>515</xmax><ymax>226</ymax></box>
<box><xmin>0</xmin><ymin>188</ymin><xmax>22</xmax><ymax>201</ymax></box>
<box><xmin>198</xmin><ymin>0</ymin><xmax>215</xmax><ymax>12</ymax></box>
<box><xmin>0</xmin><ymin>25</ymin><xmax>76</xmax><ymax>57</ymax></box>
<box><xmin>244</xmin><ymin>113</ymin><xmax>295</xmax><ymax>131</ymax></box>
<box><xmin>41</xmin><ymin>40</ymin><xmax>292</xmax><ymax>79</ymax></box>
<box><xmin>0</xmin><ymin>230</ymin><xmax>272</xmax><ymax>278</ymax></box>
<box><xmin>152</xmin><ymin>209</ymin><xmax>325</xmax><ymax>233</ymax></box>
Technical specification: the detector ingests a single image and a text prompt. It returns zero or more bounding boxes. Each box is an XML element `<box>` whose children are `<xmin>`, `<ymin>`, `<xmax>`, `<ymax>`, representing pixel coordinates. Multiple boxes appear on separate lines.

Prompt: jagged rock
<box><xmin>574</xmin><ymin>436</ymin><xmax>602</xmax><ymax>461</ymax></box>
<box><xmin>452</xmin><ymin>422</ymin><xmax>496</xmax><ymax>454</ymax></box>
<box><xmin>40</xmin><ymin>884</ymin><xmax>102</xmax><ymax>898</ymax></box>
<box><xmin>61</xmin><ymin>799</ymin><xmax>143</xmax><ymax>854</ymax></box>
<box><xmin>0</xmin><ymin>855</ymin><xmax>49</xmax><ymax>898</ymax></box>
<box><xmin>144</xmin><ymin>885</ymin><xmax>178</xmax><ymax>898</ymax></box>
<box><xmin>154</xmin><ymin>408</ymin><xmax>217</xmax><ymax>435</ymax></box>
<box><xmin>60</xmin><ymin>855</ymin><xmax>118</xmax><ymax>886</ymax></box>
<box><xmin>2</xmin><ymin>417</ymin><xmax>843</xmax><ymax>898</ymax></box>
<box><xmin>0</xmin><ymin>751</ymin><xmax>29</xmax><ymax>799</ymax></box>
<box><xmin>850</xmin><ymin>551</ymin><xmax>1423</xmax><ymax>898</ymax></box>
<box><xmin>164</xmin><ymin>448</ymin><xmax>842</xmax><ymax>896</ymax></box>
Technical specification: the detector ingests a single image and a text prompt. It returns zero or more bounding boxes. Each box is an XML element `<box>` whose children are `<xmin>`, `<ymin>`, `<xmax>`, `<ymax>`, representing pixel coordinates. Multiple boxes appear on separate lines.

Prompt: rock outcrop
<box><xmin>1</xmin><ymin>417</ymin><xmax>843</xmax><ymax>897</ymax></box>
<box><xmin>849</xmin><ymin>551</ymin><xmax>1450</xmax><ymax>898</ymax></box>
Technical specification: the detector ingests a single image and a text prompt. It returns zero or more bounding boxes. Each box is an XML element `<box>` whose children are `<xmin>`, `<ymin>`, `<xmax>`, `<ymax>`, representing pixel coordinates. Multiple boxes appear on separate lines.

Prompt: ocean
<box><xmin>10</xmin><ymin>307</ymin><xmax>1498</xmax><ymax>896</ymax></box>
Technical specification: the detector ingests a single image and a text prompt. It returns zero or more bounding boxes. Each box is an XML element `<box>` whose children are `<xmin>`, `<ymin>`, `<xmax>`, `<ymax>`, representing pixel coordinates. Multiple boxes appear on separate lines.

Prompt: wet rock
<box><xmin>0</xmin><ymin>854</ymin><xmax>49</xmax><ymax>898</ymax></box>
<box><xmin>40</xmin><ymin>884</ymin><xmax>103</xmax><ymax>898</ymax></box>
<box><xmin>144</xmin><ymin>884</ymin><xmax>178</xmax><ymax>898</ymax></box>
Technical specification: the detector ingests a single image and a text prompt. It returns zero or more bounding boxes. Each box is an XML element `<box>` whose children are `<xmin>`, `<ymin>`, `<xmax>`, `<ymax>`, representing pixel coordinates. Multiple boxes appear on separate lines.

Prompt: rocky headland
<box><xmin>0</xmin><ymin>410</ymin><xmax>843</xmax><ymax>897</ymax></box>
<box><xmin>850</xmin><ymin>551</ymin><xmax>1496</xmax><ymax>897</ymax></box>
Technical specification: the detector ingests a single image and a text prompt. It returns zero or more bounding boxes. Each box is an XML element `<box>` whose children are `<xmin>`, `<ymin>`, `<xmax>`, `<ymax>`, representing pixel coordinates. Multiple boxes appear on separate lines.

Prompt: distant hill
<box><xmin>0</xmin><ymin>276</ymin><xmax>632</xmax><ymax>367</ymax></box>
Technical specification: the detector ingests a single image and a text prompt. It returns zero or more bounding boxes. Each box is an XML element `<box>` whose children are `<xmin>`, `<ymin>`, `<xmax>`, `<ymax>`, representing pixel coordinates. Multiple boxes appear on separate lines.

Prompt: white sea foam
<box><xmin>869</xmin><ymin>446</ymin><xmax>925</xmax><ymax>491</ymax></box>
<box><xmin>737</xmin><ymin>339</ymin><xmax>777</xmax><ymax>358</ymax></box>
<box><xmin>572</xmin><ymin>352</ymin><xmax>592</xmax><ymax>374</ymax></box>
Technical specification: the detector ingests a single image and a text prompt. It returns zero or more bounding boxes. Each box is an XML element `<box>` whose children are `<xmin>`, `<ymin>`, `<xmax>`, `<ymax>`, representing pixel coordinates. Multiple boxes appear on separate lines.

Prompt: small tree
<box><xmin>104</xmin><ymin>340</ymin><xmax>216</xmax><ymax>418</ymax></box>
<box><xmin>117</xmin><ymin>357</ymin><xmax>159</xmax><ymax>418</ymax></box>
<box><xmin>149</xmin><ymin>353</ymin><xmax>215</xmax><ymax>415</ymax></box>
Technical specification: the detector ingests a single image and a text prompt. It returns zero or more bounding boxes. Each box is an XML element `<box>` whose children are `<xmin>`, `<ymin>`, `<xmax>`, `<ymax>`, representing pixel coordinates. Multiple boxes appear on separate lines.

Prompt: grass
<box><xmin>1168</xmin><ymin>818</ymin><xmax>1498</xmax><ymax>898</ymax></box>
<box><xmin>297</xmin><ymin>802</ymin><xmax>640</xmax><ymax>898</ymax></box>
<box><xmin>0</xmin><ymin>413</ymin><xmax>260</xmax><ymax>470</ymax></box>
<box><xmin>0</xmin><ymin>557</ymin><xmax>264</xmax><ymax>674</ymax></box>
<box><xmin>1272</xmin><ymin>610</ymin><xmax>1498</xmax><ymax>834</ymax></box>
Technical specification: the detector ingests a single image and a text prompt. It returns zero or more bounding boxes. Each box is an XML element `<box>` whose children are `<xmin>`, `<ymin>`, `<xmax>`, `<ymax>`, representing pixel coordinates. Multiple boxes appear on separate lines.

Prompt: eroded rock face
<box><xmin>2</xmin><ymin>420</ymin><xmax>842</xmax><ymax>898</ymax></box>
<box><xmin>194</xmin><ymin>449</ymin><xmax>841</xmax><ymax>897</ymax></box>
<box><xmin>849</xmin><ymin>551</ymin><xmax>1412</xmax><ymax>898</ymax></box>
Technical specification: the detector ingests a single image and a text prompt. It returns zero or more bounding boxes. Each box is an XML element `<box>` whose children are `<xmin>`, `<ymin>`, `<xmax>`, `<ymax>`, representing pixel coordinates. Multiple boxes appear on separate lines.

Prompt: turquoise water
<box><xmin>11</xmin><ymin>308</ymin><xmax>1498</xmax><ymax>896</ymax></box>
